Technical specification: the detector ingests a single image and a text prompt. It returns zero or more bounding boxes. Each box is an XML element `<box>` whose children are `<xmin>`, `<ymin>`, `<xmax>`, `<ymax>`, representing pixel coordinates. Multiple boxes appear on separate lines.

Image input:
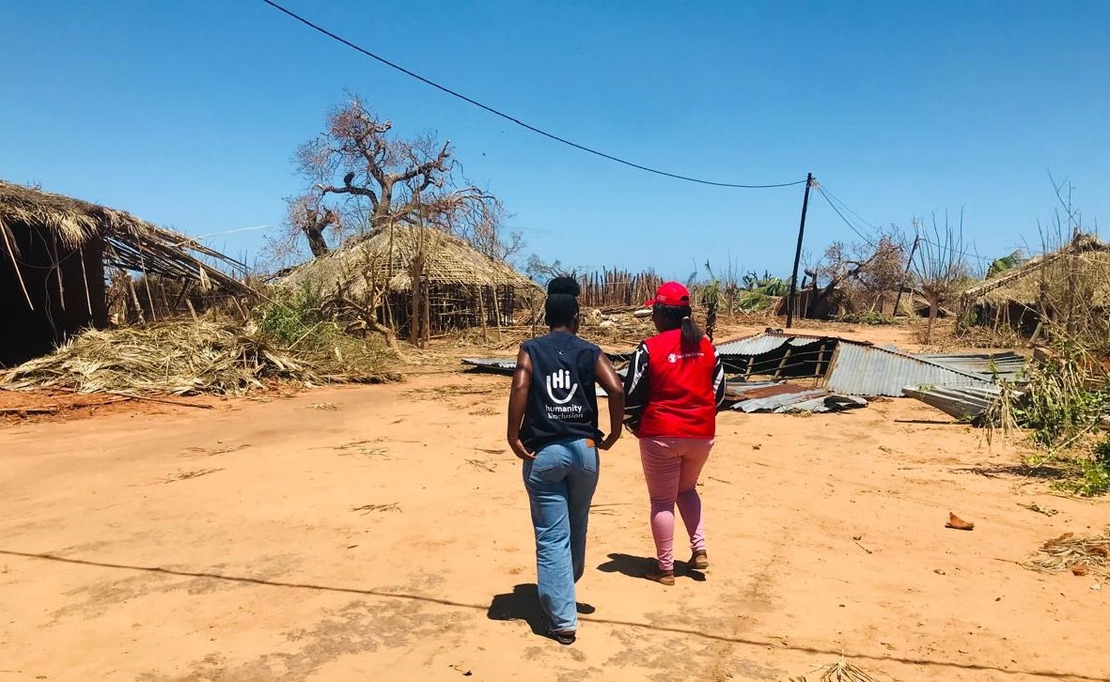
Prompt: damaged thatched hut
<box><xmin>278</xmin><ymin>225</ymin><xmax>540</xmax><ymax>336</ymax></box>
<box><xmin>959</xmin><ymin>233</ymin><xmax>1110</xmax><ymax>337</ymax></box>
<box><xmin>0</xmin><ymin>181</ymin><xmax>254</xmax><ymax>366</ymax></box>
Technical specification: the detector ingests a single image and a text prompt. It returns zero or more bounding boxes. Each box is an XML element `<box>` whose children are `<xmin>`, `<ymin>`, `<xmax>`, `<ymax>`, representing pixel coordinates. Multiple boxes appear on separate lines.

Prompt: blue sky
<box><xmin>3</xmin><ymin>1</ymin><xmax>1108</xmax><ymax>279</ymax></box>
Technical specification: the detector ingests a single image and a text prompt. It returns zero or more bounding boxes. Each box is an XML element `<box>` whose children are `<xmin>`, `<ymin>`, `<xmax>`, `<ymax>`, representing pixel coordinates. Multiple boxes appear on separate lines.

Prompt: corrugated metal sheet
<box><xmin>715</xmin><ymin>334</ymin><xmax>823</xmax><ymax>356</ymax></box>
<box><xmin>790</xmin><ymin>394</ymin><xmax>869</xmax><ymax>413</ymax></box>
<box><xmin>719</xmin><ymin>382</ymin><xmax>781</xmax><ymax>404</ymax></box>
<box><xmin>731</xmin><ymin>388</ymin><xmax>830</xmax><ymax>413</ymax></box>
<box><xmin>915</xmin><ymin>352</ymin><xmax>1026</xmax><ymax>382</ymax></box>
<box><xmin>461</xmin><ymin>357</ymin><xmax>517</xmax><ymax>374</ymax></box>
<box><xmin>902</xmin><ymin>385</ymin><xmax>1010</xmax><ymax>420</ymax></box>
<box><xmin>825</xmin><ymin>344</ymin><xmax>991</xmax><ymax>397</ymax></box>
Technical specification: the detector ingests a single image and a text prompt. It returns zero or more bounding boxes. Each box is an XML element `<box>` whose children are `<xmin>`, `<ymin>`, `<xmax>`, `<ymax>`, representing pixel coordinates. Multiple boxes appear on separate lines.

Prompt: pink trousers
<box><xmin>638</xmin><ymin>437</ymin><xmax>714</xmax><ymax>571</ymax></box>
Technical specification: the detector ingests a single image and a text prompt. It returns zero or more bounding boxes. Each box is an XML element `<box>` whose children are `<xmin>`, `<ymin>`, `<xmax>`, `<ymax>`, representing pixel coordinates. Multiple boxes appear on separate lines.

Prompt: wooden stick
<box><xmin>1</xmin><ymin>222</ymin><xmax>34</xmax><ymax>310</ymax></box>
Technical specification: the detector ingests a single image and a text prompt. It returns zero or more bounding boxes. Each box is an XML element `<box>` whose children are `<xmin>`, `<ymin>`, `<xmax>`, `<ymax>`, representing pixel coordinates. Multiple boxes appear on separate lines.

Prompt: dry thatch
<box><xmin>1024</xmin><ymin>530</ymin><xmax>1110</xmax><ymax>579</ymax></box>
<box><xmin>961</xmin><ymin>234</ymin><xmax>1110</xmax><ymax>308</ymax></box>
<box><xmin>0</xmin><ymin>180</ymin><xmax>253</xmax><ymax>295</ymax></box>
<box><xmin>0</xmin><ymin>321</ymin><xmax>393</xmax><ymax>396</ymax></box>
<box><xmin>788</xmin><ymin>657</ymin><xmax>888</xmax><ymax>682</ymax></box>
<box><xmin>278</xmin><ymin>224</ymin><xmax>538</xmax><ymax>298</ymax></box>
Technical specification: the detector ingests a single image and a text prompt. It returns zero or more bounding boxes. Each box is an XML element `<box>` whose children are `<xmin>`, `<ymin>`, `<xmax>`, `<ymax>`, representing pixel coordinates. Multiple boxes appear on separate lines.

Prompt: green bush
<box><xmin>254</xmin><ymin>287</ymin><xmax>398</xmax><ymax>382</ymax></box>
<box><xmin>1013</xmin><ymin>348</ymin><xmax>1109</xmax><ymax>447</ymax></box>
<box><xmin>840</xmin><ymin>311</ymin><xmax>898</xmax><ymax>326</ymax></box>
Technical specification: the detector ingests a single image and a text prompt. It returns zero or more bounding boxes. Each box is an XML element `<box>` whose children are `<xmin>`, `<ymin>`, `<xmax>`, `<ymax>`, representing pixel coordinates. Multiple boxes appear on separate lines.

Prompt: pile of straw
<box><xmin>1024</xmin><ymin>530</ymin><xmax>1110</xmax><ymax>578</ymax></box>
<box><xmin>0</xmin><ymin>321</ymin><xmax>374</xmax><ymax>396</ymax></box>
<box><xmin>789</xmin><ymin>658</ymin><xmax>886</xmax><ymax>682</ymax></box>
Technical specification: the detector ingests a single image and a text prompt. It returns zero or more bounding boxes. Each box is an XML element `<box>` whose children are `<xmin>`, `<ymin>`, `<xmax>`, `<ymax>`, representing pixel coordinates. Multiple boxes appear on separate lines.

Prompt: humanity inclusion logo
<box><xmin>545</xmin><ymin>368</ymin><xmax>579</xmax><ymax>405</ymax></box>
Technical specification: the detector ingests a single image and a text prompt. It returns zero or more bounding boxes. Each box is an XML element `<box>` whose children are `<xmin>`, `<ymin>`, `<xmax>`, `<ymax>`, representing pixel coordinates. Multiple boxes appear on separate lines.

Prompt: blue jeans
<box><xmin>522</xmin><ymin>437</ymin><xmax>599</xmax><ymax>632</ymax></box>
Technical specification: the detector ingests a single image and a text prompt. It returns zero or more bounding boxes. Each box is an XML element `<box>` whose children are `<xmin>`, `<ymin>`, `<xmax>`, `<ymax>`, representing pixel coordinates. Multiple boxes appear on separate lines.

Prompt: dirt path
<box><xmin>1</xmin><ymin>333</ymin><xmax>1107</xmax><ymax>681</ymax></box>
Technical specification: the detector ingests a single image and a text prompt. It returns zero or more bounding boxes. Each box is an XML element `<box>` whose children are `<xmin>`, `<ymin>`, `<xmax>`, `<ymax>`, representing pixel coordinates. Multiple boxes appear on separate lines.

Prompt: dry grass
<box><xmin>788</xmin><ymin>657</ymin><xmax>888</xmax><ymax>681</ymax></box>
<box><xmin>1024</xmin><ymin>529</ymin><xmax>1110</xmax><ymax>578</ymax></box>
<box><xmin>1</xmin><ymin>321</ymin><xmax>398</xmax><ymax>396</ymax></box>
<box><xmin>351</xmin><ymin>503</ymin><xmax>401</xmax><ymax>514</ymax></box>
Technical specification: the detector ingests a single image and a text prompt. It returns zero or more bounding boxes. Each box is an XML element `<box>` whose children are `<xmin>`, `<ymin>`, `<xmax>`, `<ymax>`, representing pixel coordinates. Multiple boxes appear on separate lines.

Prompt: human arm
<box><xmin>595</xmin><ymin>353</ymin><xmax>624</xmax><ymax>450</ymax></box>
<box><xmin>711</xmin><ymin>345</ymin><xmax>726</xmax><ymax>407</ymax></box>
<box><xmin>506</xmin><ymin>347</ymin><xmax>534</xmax><ymax>460</ymax></box>
<box><xmin>622</xmin><ymin>342</ymin><xmax>650</xmax><ymax>435</ymax></box>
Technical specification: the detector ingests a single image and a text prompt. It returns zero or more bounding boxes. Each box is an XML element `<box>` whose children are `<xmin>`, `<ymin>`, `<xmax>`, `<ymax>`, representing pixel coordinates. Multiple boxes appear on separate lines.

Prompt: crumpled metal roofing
<box><xmin>914</xmin><ymin>351</ymin><xmax>1026</xmax><ymax>382</ymax></box>
<box><xmin>462</xmin><ymin>357</ymin><xmax>517</xmax><ymax>374</ymax></box>
<box><xmin>902</xmin><ymin>384</ymin><xmax>1011</xmax><ymax>420</ymax></box>
<box><xmin>728</xmin><ymin>383</ymin><xmax>868</xmax><ymax>413</ymax></box>
<box><xmin>825</xmin><ymin>343</ymin><xmax>991</xmax><ymax>397</ymax></box>
<box><xmin>715</xmin><ymin>334</ymin><xmax>824</xmax><ymax>356</ymax></box>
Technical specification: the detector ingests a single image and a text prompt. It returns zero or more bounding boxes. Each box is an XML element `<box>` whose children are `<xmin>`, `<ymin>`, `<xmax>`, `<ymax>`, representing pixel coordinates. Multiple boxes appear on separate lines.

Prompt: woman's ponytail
<box><xmin>679</xmin><ymin>312</ymin><xmax>703</xmax><ymax>355</ymax></box>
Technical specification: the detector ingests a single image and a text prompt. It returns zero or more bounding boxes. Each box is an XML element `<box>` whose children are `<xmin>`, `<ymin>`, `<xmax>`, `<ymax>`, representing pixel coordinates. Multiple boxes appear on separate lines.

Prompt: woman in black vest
<box><xmin>507</xmin><ymin>277</ymin><xmax>624</xmax><ymax>645</ymax></box>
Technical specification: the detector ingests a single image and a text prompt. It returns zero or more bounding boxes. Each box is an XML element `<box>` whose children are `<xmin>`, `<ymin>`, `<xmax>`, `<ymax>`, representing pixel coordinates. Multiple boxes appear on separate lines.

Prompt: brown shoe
<box><xmin>644</xmin><ymin>565</ymin><xmax>675</xmax><ymax>586</ymax></box>
<box><xmin>689</xmin><ymin>550</ymin><xmax>709</xmax><ymax>570</ymax></box>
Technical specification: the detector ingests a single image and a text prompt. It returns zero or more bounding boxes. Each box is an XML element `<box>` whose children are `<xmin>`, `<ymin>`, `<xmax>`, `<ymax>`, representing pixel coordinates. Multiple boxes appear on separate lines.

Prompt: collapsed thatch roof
<box><xmin>961</xmin><ymin>234</ymin><xmax>1110</xmax><ymax>307</ymax></box>
<box><xmin>278</xmin><ymin>224</ymin><xmax>540</xmax><ymax>299</ymax></box>
<box><xmin>0</xmin><ymin>181</ymin><xmax>254</xmax><ymax>295</ymax></box>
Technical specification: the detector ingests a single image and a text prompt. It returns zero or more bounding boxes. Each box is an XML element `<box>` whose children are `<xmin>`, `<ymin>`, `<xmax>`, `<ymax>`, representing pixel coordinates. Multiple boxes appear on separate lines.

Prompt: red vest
<box><xmin>638</xmin><ymin>331</ymin><xmax>718</xmax><ymax>439</ymax></box>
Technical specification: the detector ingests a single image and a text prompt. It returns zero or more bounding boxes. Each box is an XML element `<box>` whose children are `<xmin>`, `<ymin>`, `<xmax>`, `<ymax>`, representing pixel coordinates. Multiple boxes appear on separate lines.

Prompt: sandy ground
<box><xmin>1</xmin><ymin>323</ymin><xmax>1108</xmax><ymax>682</ymax></box>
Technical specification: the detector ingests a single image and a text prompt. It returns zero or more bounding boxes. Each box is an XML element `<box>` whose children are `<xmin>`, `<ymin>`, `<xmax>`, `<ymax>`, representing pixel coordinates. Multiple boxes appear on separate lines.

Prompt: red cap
<box><xmin>645</xmin><ymin>281</ymin><xmax>691</xmax><ymax>307</ymax></box>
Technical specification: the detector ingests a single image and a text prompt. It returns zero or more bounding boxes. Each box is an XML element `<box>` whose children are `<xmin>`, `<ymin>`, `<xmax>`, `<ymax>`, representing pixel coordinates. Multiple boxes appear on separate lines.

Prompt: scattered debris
<box><xmin>915</xmin><ymin>351</ymin><xmax>1026</xmax><ymax>382</ymax></box>
<box><xmin>1018</xmin><ymin>502</ymin><xmax>1058</xmax><ymax>517</ymax></box>
<box><xmin>1025</xmin><ymin>530</ymin><xmax>1110</xmax><ymax>578</ymax></box>
<box><xmin>716</xmin><ymin>330</ymin><xmax>990</xmax><ymax>397</ymax></box>
<box><xmin>309</xmin><ymin>402</ymin><xmax>340</xmax><ymax>411</ymax></box>
<box><xmin>855</xmin><ymin>540</ymin><xmax>874</xmax><ymax>555</ymax></box>
<box><xmin>334</xmin><ymin>440</ymin><xmax>388</xmax><ymax>459</ymax></box>
<box><xmin>946</xmin><ymin>512</ymin><xmax>975</xmax><ymax>531</ymax></box>
<box><xmin>1071</xmin><ymin>565</ymin><xmax>1089</xmax><ymax>576</ymax></box>
<box><xmin>351</xmin><ymin>503</ymin><xmax>401</xmax><ymax>514</ymax></box>
<box><xmin>461</xmin><ymin>357</ymin><xmax>517</xmax><ymax>375</ymax></box>
<box><xmin>902</xmin><ymin>385</ymin><xmax>1011</xmax><ymax>422</ymax></box>
<box><xmin>1</xmin><ymin>322</ymin><xmax>350</xmax><ymax>396</ymax></box>
<box><xmin>462</xmin><ymin>458</ymin><xmax>497</xmax><ymax>472</ymax></box>
<box><xmin>788</xmin><ymin>656</ymin><xmax>887</xmax><ymax>682</ymax></box>
<box><xmin>164</xmin><ymin>468</ymin><xmax>224</xmax><ymax>484</ymax></box>
<box><xmin>185</xmin><ymin>444</ymin><xmax>247</xmax><ymax>456</ymax></box>
<box><xmin>727</xmin><ymin>382</ymin><xmax>868</xmax><ymax>414</ymax></box>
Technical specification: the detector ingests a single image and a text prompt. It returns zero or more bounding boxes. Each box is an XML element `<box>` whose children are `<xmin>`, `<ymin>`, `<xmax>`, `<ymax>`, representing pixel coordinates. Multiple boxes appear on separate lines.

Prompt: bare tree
<box><xmin>808</xmin><ymin>227</ymin><xmax>907</xmax><ymax>318</ymax></box>
<box><xmin>283</xmin><ymin>96</ymin><xmax>519</xmax><ymax>260</ymax></box>
<box><xmin>912</xmin><ymin>211</ymin><xmax>973</xmax><ymax>342</ymax></box>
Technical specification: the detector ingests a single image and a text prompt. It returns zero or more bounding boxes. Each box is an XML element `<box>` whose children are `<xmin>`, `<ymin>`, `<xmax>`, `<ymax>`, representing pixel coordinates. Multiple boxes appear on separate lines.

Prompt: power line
<box><xmin>260</xmin><ymin>0</ymin><xmax>806</xmax><ymax>190</ymax></box>
<box><xmin>820</xmin><ymin>186</ymin><xmax>881</xmax><ymax>234</ymax></box>
<box><xmin>815</xmin><ymin>186</ymin><xmax>875</xmax><ymax>244</ymax></box>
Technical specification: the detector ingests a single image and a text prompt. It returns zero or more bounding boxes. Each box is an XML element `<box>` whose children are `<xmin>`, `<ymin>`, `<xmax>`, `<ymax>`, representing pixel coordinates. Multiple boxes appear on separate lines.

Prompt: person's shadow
<box><xmin>596</xmin><ymin>552</ymin><xmax>706</xmax><ymax>582</ymax></box>
<box><xmin>487</xmin><ymin>584</ymin><xmax>597</xmax><ymax>639</ymax></box>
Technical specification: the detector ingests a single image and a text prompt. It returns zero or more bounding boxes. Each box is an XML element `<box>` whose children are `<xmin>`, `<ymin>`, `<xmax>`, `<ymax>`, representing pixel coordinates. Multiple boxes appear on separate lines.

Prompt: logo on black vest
<box><xmin>545</xmin><ymin>369</ymin><xmax>579</xmax><ymax>405</ymax></box>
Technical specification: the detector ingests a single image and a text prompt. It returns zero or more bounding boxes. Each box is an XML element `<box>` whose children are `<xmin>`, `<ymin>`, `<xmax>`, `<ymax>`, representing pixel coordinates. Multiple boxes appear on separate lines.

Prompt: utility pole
<box><xmin>893</xmin><ymin>235</ymin><xmax>920</xmax><ymax>316</ymax></box>
<box><xmin>785</xmin><ymin>173</ymin><xmax>814</xmax><ymax>329</ymax></box>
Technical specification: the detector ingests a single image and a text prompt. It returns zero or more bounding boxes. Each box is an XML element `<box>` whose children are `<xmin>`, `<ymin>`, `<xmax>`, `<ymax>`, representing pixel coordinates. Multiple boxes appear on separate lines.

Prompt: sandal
<box><xmin>689</xmin><ymin>550</ymin><xmax>709</xmax><ymax>570</ymax></box>
<box><xmin>551</xmin><ymin>629</ymin><xmax>576</xmax><ymax>645</ymax></box>
<box><xmin>644</xmin><ymin>565</ymin><xmax>675</xmax><ymax>586</ymax></box>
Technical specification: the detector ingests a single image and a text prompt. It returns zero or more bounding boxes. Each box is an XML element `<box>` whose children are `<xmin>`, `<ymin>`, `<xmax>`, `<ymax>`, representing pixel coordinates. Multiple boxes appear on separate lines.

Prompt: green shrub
<box><xmin>254</xmin><ymin>287</ymin><xmax>398</xmax><ymax>382</ymax></box>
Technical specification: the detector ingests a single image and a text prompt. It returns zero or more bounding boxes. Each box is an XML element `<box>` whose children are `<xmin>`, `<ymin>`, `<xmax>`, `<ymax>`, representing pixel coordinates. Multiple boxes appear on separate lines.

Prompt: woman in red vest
<box><xmin>623</xmin><ymin>282</ymin><xmax>725</xmax><ymax>585</ymax></box>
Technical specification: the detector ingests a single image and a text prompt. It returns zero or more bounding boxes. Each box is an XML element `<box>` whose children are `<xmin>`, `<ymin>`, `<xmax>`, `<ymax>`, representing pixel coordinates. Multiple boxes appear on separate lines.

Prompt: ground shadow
<box><xmin>953</xmin><ymin>464</ymin><xmax>1068</xmax><ymax>480</ymax></box>
<box><xmin>3</xmin><ymin>548</ymin><xmax>1100</xmax><ymax>680</ymax></box>
<box><xmin>596</xmin><ymin>552</ymin><xmax>706</xmax><ymax>582</ymax></box>
<box><xmin>486</xmin><ymin>583</ymin><xmax>595</xmax><ymax>640</ymax></box>
<box><xmin>487</xmin><ymin>583</ymin><xmax>547</xmax><ymax>637</ymax></box>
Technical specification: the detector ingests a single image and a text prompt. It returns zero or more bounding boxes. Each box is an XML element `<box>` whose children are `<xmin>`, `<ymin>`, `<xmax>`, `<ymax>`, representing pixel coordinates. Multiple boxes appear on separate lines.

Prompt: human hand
<box><xmin>599</xmin><ymin>429</ymin><xmax>621</xmax><ymax>451</ymax></box>
<box><xmin>509</xmin><ymin>437</ymin><xmax>535</xmax><ymax>461</ymax></box>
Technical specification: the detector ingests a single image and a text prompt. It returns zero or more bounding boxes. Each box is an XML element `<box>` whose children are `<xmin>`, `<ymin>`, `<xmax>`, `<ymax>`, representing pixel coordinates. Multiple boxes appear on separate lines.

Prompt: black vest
<box><xmin>519</xmin><ymin>332</ymin><xmax>602</xmax><ymax>451</ymax></box>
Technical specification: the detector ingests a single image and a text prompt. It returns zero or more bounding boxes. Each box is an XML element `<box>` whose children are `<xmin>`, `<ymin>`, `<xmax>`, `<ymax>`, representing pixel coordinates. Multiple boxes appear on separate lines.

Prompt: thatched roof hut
<box><xmin>278</xmin><ymin>224</ymin><xmax>540</xmax><ymax>335</ymax></box>
<box><xmin>0</xmin><ymin>181</ymin><xmax>253</xmax><ymax>366</ymax></box>
<box><xmin>959</xmin><ymin>233</ymin><xmax>1110</xmax><ymax>335</ymax></box>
